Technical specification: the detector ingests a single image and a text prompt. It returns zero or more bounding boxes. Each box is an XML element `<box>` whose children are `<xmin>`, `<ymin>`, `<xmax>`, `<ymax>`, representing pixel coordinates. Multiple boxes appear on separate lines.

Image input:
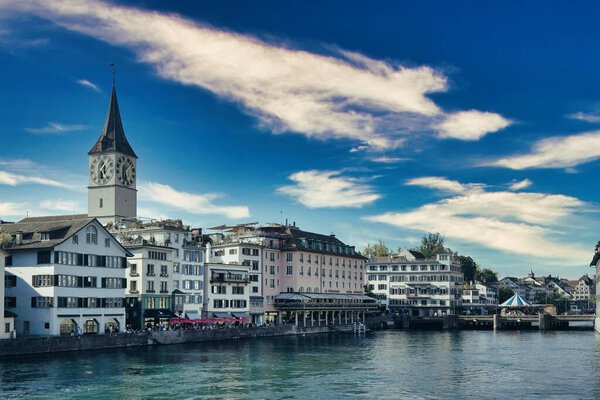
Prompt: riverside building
<box><xmin>205</xmin><ymin>222</ymin><xmax>375</xmax><ymax>325</ymax></box>
<box><xmin>0</xmin><ymin>248</ymin><xmax>15</xmax><ymax>338</ymax></box>
<box><xmin>366</xmin><ymin>249</ymin><xmax>464</xmax><ymax>317</ymax></box>
<box><xmin>1</xmin><ymin>216</ymin><xmax>130</xmax><ymax>335</ymax></box>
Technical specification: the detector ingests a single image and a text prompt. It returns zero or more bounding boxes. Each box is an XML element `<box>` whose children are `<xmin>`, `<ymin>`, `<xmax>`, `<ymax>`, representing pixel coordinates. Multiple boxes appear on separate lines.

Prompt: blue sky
<box><xmin>1</xmin><ymin>0</ymin><xmax>599</xmax><ymax>278</ymax></box>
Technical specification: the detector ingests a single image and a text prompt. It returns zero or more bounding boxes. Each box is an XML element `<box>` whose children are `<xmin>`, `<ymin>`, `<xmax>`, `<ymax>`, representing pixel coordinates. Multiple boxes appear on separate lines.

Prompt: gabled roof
<box><xmin>1</xmin><ymin>214</ymin><xmax>132</xmax><ymax>256</ymax></box>
<box><xmin>282</xmin><ymin>227</ymin><xmax>366</xmax><ymax>259</ymax></box>
<box><xmin>88</xmin><ymin>86</ymin><xmax>137</xmax><ymax>158</ymax></box>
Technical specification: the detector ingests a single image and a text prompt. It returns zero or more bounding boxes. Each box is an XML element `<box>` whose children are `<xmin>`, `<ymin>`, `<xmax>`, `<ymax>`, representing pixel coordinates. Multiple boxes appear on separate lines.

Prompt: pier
<box><xmin>391</xmin><ymin>314</ymin><xmax>595</xmax><ymax>331</ymax></box>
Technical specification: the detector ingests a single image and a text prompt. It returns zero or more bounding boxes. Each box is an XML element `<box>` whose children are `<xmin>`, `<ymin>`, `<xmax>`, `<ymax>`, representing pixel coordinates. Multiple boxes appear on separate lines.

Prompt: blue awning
<box><xmin>185</xmin><ymin>311</ymin><xmax>201</xmax><ymax>319</ymax></box>
<box><xmin>212</xmin><ymin>312</ymin><xmax>231</xmax><ymax>318</ymax></box>
<box><xmin>232</xmin><ymin>312</ymin><xmax>249</xmax><ymax>318</ymax></box>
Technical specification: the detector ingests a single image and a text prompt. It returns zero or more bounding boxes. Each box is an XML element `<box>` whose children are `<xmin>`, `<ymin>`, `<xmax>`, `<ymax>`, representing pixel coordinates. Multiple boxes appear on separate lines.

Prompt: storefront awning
<box><xmin>186</xmin><ymin>311</ymin><xmax>201</xmax><ymax>319</ymax></box>
<box><xmin>144</xmin><ymin>308</ymin><xmax>177</xmax><ymax>319</ymax></box>
<box><xmin>212</xmin><ymin>312</ymin><xmax>231</xmax><ymax>318</ymax></box>
<box><xmin>231</xmin><ymin>312</ymin><xmax>249</xmax><ymax>318</ymax></box>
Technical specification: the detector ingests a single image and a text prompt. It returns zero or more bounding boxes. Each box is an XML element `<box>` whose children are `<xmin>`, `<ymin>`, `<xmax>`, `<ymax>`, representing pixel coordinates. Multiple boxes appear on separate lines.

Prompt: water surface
<box><xmin>1</xmin><ymin>330</ymin><xmax>598</xmax><ymax>399</ymax></box>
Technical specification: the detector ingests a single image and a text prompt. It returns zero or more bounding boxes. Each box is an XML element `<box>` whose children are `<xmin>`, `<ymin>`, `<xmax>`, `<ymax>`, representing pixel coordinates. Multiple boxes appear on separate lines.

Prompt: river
<box><xmin>0</xmin><ymin>330</ymin><xmax>598</xmax><ymax>399</ymax></box>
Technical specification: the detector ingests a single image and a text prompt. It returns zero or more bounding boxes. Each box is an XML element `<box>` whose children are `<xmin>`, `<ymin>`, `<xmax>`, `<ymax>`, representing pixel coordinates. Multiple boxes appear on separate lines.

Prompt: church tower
<box><xmin>88</xmin><ymin>84</ymin><xmax>137</xmax><ymax>226</ymax></box>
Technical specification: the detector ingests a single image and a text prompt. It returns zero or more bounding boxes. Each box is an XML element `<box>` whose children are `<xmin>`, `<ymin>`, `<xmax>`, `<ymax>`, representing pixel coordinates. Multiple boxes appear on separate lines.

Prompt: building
<box><xmin>87</xmin><ymin>85</ymin><xmax>138</xmax><ymax>226</ymax></box>
<box><xmin>366</xmin><ymin>249</ymin><xmax>464</xmax><ymax>317</ymax></box>
<box><xmin>112</xmin><ymin>221</ymin><xmax>205</xmax><ymax>330</ymax></box>
<box><xmin>462</xmin><ymin>283</ymin><xmax>497</xmax><ymax>315</ymax></box>
<box><xmin>204</xmin><ymin>263</ymin><xmax>250</xmax><ymax>321</ymax></box>
<box><xmin>205</xmin><ymin>222</ymin><xmax>371</xmax><ymax>325</ymax></box>
<box><xmin>0</xmin><ymin>248</ymin><xmax>15</xmax><ymax>338</ymax></box>
<box><xmin>1</xmin><ymin>215</ymin><xmax>130</xmax><ymax>336</ymax></box>
<box><xmin>205</xmin><ymin>230</ymin><xmax>263</xmax><ymax>324</ymax></box>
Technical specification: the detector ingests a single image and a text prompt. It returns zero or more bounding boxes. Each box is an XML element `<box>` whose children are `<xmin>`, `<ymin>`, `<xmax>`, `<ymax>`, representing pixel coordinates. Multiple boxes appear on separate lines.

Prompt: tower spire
<box><xmin>88</xmin><ymin>68</ymin><xmax>137</xmax><ymax>158</ymax></box>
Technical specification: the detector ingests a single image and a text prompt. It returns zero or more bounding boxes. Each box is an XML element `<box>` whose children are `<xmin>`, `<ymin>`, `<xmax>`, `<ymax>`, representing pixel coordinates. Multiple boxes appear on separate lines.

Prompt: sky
<box><xmin>0</xmin><ymin>0</ymin><xmax>599</xmax><ymax>278</ymax></box>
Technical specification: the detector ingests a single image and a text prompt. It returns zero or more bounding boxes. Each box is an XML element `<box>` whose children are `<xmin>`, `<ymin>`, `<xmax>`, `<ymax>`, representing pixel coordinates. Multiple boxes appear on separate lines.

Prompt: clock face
<box><xmin>90</xmin><ymin>155</ymin><xmax>114</xmax><ymax>184</ymax></box>
<box><xmin>116</xmin><ymin>156</ymin><xmax>136</xmax><ymax>187</ymax></box>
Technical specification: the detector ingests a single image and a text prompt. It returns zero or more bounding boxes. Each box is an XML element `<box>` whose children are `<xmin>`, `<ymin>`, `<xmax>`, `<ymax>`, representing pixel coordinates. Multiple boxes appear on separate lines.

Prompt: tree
<box><xmin>534</xmin><ymin>291</ymin><xmax>569</xmax><ymax>314</ymax></box>
<box><xmin>0</xmin><ymin>229</ymin><xmax>11</xmax><ymax>247</ymax></box>
<box><xmin>476</xmin><ymin>268</ymin><xmax>498</xmax><ymax>283</ymax></box>
<box><xmin>498</xmin><ymin>286</ymin><xmax>514</xmax><ymax>303</ymax></box>
<box><xmin>363</xmin><ymin>241</ymin><xmax>392</xmax><ymax>257</ymax></box>
<box><xmin>418</xmin><ymin>232</ymin><xmax>445</xmax><ymax>259</ymax></box>
<box><xmin>458</xmin><ymin>255</ymin><xmax>477</xmax><ymax>283</ymax></box>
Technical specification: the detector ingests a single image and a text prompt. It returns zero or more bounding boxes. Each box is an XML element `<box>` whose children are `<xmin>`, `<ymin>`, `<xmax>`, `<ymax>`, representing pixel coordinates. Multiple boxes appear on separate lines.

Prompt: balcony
<box><xmin>129</xmin><ymin>290</ymin><xmax>140</xmax><ymax>294</ymax></box>
<box><xmin>160</xmin><ymin>273</ymin><xmax>169</xmax><ymax>277</ymax></box>
<box><xmin>160</xmin><ymin>290</ymin><xmax>169</xmax><ymax>294</ymax></box>
<box><xmin>129</xmin><ymin>272</ymin><xmax>139</xmax><ymax>277</ymax></box>
<box><xmin>146</xmin><ymin>272</ymin><xmax>155</xmax><ymax>277</ymax></box>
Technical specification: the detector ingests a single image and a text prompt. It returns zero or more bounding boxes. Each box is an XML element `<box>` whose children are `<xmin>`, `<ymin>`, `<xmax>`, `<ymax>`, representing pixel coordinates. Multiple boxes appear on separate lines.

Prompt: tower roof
<box><xmin>89</xmin><ymin>85</ymin><xmax>137</xmax><ymax>158</ymax></box>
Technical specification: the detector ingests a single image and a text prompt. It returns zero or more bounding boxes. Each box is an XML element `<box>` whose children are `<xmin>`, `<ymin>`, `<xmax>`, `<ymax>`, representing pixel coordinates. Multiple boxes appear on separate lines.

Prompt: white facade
<box><xmin>366</xmin><ymin>250</ymin><xmax>464</xmax><ymax>317</ymax></box>
<box><xmin>0</xmin><ymin>249</ymin><xmax>15</xmax><ymax>339</ymax></box>
<box><xmin>462</xmin><ymin>283</ymin><xmax>497</xmax><ymax>314</ymax></box>
<box><xmin>4</xmin><ymin>219</ymin><xmax>128</xmax><ymax>336</ymax></box>
<box><xmin>204</xmin><ymin>263</ymin><xmax>250</xmax><ymax>320</ymax></box>
<box><xmin>112</xmin><ymin>223</ymin><xmax>205</xmax><ymax>328</ymax></box>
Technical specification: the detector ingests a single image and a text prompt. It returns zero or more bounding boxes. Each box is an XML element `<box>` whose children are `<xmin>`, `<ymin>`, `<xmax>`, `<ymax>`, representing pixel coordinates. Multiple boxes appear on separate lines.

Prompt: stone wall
<box><xmin>0</xmin><ymin>333</ymin><xmax>149</xmax><ymax>357</ymax></box>
<box><xmin>0</xmin><ymin>325</ymin><xmax>333</xmax><ymax>357</ymax></box>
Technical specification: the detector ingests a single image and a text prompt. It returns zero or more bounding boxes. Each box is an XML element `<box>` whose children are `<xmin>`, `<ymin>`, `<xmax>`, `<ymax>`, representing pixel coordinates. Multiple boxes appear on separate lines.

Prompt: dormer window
<box><xmin>86</xmin><ymin>225</ymin><xmax>98</xmax><ymax>245</ymax></box>
<box><xmin>41</xmin><ymin>232</ymin><xmax>50</xmax><ymax>241</ymax></box>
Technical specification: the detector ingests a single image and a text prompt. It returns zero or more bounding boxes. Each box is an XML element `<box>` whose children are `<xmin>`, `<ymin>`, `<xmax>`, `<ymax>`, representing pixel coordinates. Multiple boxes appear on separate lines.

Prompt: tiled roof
<box><xmin>1</xmin><ymin>215</ymin><xmax>93</xmax><ymax>251</ymax></box>
<box><xmin>282</xmin><ymin>227</ymin><xmax>366</xmax><ymax>259</ymax></box>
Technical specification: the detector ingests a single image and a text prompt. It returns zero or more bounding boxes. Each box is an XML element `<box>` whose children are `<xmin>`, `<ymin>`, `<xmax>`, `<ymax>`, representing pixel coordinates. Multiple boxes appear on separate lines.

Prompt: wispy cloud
<box><xmin>0</xmin><ymin>170</ymin><xmax>75</xmax><ymax>189</ymax></box>
<box><xmin>436</xmin><ymin>110</ymin><xmax>512</xmax><ymax>141</ymax></box>
<box><xmin>371</xmin><ymin>156</ymin><xmax>410</xmax><ymax>164</ymax></box>
<box><xmin>25</xmin><ymin>122</ymin><xmax>87</xmax><ymax>135</ymax></box>
<box><xmin>406</xmin><ymin>176</ymin><xmax>485</xmax><ymax>195</ymax></box>
<box><xmin>509</xmin><ymin>179</ymin><xmax>532</xmax><ymax>191</ymax></box>
<box><xmin>365</xmin><ymin>177</ymin><xmax>589</xmax><ymax>261</ymax></box>
<box><xmin>138</xmin><ymin>181</ymin><xmax>250</xmax><ymax>219</ymax></box>
<box><xmin>567</xmin><ymin>111</ymin><xmax>600</xmax><ymax>124</ymax></box>
<box><xmin>484</xmin><ymin>130</ymin><xmax>600</xmax><ymax>169</ymax></box>
<box><xmin>76</xmin><ymin>79</ymin><xmax>101</xmax><ymax>92</ymax></box>
<box><xmin>39</xmin><ymin>199</ymin><xmax>83</xmax><ymax>212</ymax></box>
<box><xmin>277</xmin><ymin>170</ymin><xmax>381</xmax><ymax>208</ymax></box>
<box><xmin>5</xmin><ymin>0</ymin><xmax>510</xmax><ymax>150</ymax></box>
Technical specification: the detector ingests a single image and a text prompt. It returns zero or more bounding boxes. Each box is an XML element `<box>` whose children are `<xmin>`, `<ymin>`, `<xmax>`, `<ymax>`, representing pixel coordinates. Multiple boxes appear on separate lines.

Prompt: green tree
<box><xmin>498</xmin><ymin>286</ymin><xmax>514</xmax><ymax>303</ymax></box>
<box><xmin>476</xmin><ymin>268</ymin><xmax>498</xmax><ymax>283</ymax></box>
<box><xmin>0</xmin><ymin>229</ymin><xmax>11</xmax><ymax>247</ymax></box>
<box><xmin>458</xmin><ymin>255</ymin><xmax>477</xmax><ymax>283</ymax></box>
<box><xmin>418</xmin><ymin>232</ymin><xmax>445</xmax><ymax>259</ymax></box>
<box><xmin>363</xmin><ymin>241</ymin><xmax>392</xmax><ymax>257</ymax></box>
<box><xmin>534</xmin><ymin>291</ymin><xmax>569</xmax><ymax>314</ymax></box>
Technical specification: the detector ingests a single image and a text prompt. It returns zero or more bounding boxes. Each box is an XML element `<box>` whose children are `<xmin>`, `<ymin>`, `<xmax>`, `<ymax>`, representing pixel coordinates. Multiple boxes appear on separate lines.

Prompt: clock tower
<box><xmin>88</xmin><ymin>84</ymin><xmax>137</xmax><ymax>226</ymax></box>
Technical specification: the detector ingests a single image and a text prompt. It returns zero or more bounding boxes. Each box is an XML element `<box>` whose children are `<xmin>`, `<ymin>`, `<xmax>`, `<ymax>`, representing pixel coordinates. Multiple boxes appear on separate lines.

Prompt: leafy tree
<box><xmin>418</xmin><ymin>232</ymin><xmax>445</xmax><ymax>259</ymax></box>
<box><xmin>476</xmin><ymin>268</ymin><xmax>498</xmax><ymax>283</ymax></box>
<box><xmin>363</xmin><ymin>241</ymin><xmax>392</xmax><ymax>257</ymax></box>
<box><xmin>498</xmin><ymin>286</ymin><xmax>514</xmax><ymax>303</ymax></box>
<box><xmin>0</xmin><ymin>229</ymin><xmax>11</xmax><ymax>247</ymax></box>
<box><xmin>534</xmin><ymin>291</ymin><xmax>569</xmax><ymax>314</ymax></box>
<box><xmin>458</xmin><ymin>255</ymin><xmax>477</xmax><ymax>283</ymax></box>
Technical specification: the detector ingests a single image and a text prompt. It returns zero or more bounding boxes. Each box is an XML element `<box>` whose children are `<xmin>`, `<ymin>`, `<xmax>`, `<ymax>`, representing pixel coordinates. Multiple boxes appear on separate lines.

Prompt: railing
<box><xmin>274</xmin><ymin>303</ymin><xmax>378</xmax><ymax>310</ymax></box>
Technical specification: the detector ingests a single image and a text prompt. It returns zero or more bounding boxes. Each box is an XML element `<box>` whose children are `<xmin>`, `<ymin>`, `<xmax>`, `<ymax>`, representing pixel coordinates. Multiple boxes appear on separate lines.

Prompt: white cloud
<box><xmin>138</xmin><ymin>182</ymin><xmax>250</xmax><ymax>219</ymax></box>
<box><xmin>0</xmin><ymin>202</ymin><xmax>23</xmax><ymax>218</ymax></box>
<box><xmin>485</xmin><ymin>130</ymin><xmax>600</xmax><ymax>169</ymax></box>
<box><xmin>371</xmin><ymin>156</ymin><xmax>410</xmax><ymax>164</ymax></box>
<box><xmin>364</xmin><ymin>177</ymin><xmax>589</xmax><ymax>261</ymax></box>
<box><xmin>567</xmin><ymin>111</ymin><xmax>600</xmax><ymax>123</ymax></box>
<box><xmin>406</xmin><ymin>176</ymin><xmax>485</xmax><ymax>195</ymax></box>
<box><xmin>0</xmin><ymin>170</ymin><xmax>75</xmax><ymax>189</ymax></box>
<box><xmin>277</xmin><ymin>170</ymin><xmax>380</xmax><ymax>208</ymax></box>
<box><xmin>76</xmin><ymin>78</ymin><xmax>101</xmax><ymax>92</ymax></box>
<box><xmin>39</xmin><ymin>199</ymin><xmax>82</xmax><ymax>212</ymax></box>
<box><xmin>25</xmin><ymin>122</ymin><xmax>87</xmax><ymax>135</ymax></box>
<box><xmin>5</xmin><ymin>0</ymin><xmax>510</xmax><ymax>149</ymax></box>
<box><xmin>509</xmin><ymin>179</ymin><xmax>532</xmax><ymax>191</ymax></box>
<box><xmin>436</xmin><ymin>110</ymin><xmax>512</xmax><ymax>141</ymax></box>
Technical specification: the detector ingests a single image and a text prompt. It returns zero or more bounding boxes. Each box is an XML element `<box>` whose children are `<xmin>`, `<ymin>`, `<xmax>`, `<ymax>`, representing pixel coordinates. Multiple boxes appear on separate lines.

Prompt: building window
<box><xmin>160</xmin><ymin>281</ymin><xmax>168</xmax><ymax>293</ymax></box>
<box><xmin>232</xmin><ymin>286</ymin><xmax>244</xmax><ymax>295</ymax></box>
<box><xmin>105</xmin><ymin>238</ymin><xmax>110</xmax><ymax>248</ymax></box>
<box><xmin>147</xmin><ymin>264</ymin><xmax>155</xmax><ymax>276</ymax></box>
<box><xmin>72</xmin><ymin>235</ymin><xmax>78</xmax><ymax>245</ymax></box>
<box><xmin>286</xmin><ymin>253</ymin><xmax>293</xmax><ymax>262</ymax></box>
<box><xmin>286</xmin><ymin>265</ymin><xmax>293</xmax><ymax>275</ymax></box>
<box><xmin>5</xmin><ymin>323</ymin><xmax>10</xmax><ymax>333</ymax></box>
<box><xmin>86</xmin><ymin>226</ymin><xmax>98</xmax><ymax>245</ymax></box>
<box><xmin>147</xmin><ymin>281</ymin><xmax>154</xmax><ymax>292</ymax></box>
<box><xmin>99</xmin><ymin>198</ymin><xmax>103</xmax><ymax>208</ymax></box>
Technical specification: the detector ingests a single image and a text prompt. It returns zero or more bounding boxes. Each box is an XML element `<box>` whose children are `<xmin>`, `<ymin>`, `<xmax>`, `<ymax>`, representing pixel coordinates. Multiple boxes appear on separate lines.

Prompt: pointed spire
<box><xmin>88</xmin><ymin>83</ymin><xmax>137</xmax><ymax>158</ymax></box>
